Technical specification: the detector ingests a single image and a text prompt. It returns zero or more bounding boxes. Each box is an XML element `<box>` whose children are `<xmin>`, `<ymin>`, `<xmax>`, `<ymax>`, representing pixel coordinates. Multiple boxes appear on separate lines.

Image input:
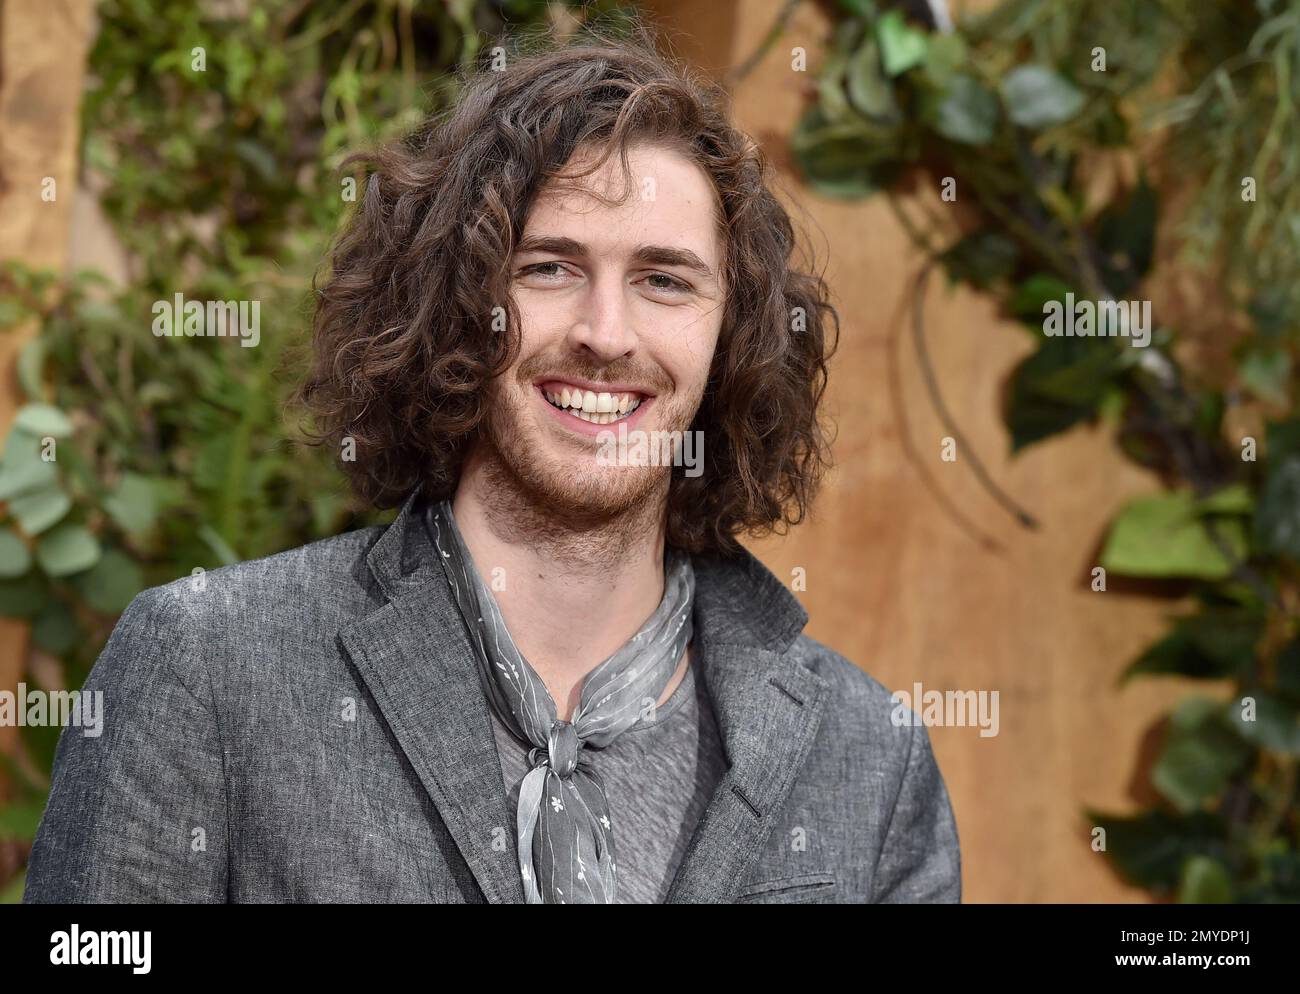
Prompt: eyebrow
<box><xmin>514</xmin><ymin>235</ymin><xmax>717</xmax><ymax>284</ymax></box>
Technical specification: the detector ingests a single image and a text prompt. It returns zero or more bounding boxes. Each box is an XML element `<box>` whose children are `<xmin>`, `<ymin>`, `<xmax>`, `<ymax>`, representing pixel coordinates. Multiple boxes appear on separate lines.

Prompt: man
<box><xmin>25</xmin><ymin>28</ymin><xmax>960</xmax><ymax>904</ymax></box>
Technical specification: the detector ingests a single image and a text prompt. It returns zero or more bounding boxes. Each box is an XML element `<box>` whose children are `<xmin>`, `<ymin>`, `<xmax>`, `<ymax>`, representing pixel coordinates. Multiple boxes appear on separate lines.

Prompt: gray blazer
<box><xmin>24</xmin><ymin>489</ymin><xmax>961</xmax><ymax>903</ymax></box>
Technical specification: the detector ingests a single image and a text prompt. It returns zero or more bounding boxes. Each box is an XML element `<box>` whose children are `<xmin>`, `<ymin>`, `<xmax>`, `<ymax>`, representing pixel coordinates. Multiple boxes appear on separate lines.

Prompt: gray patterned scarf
<box><xmin>424</xmin><ymin>499</ymin><xmax>695</xmax><ymax>904</ymax></box>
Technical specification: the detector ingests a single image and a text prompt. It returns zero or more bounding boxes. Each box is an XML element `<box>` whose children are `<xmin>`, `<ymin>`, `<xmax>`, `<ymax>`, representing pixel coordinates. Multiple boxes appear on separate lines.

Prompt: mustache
<box><xmin>515</xmin><ymin>355</ymin><xmax>672</xmax><ymax>394</ymax></box>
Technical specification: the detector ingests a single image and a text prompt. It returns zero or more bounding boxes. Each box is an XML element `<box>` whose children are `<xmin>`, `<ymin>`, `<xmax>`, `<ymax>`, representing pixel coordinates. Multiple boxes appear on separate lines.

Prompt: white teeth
<box><xmin>543</xmin><ymin>385</ymin><xmax>644</xmax><ymax>423</ymax></box>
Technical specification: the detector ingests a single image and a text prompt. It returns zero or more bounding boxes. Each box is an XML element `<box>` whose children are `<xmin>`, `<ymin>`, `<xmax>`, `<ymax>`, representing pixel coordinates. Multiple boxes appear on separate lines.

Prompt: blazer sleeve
<box><xmin>23</xmin><ymin>584</ymin><xmax>229</xmax><ymax>903</ymax></box>
<box><xmin>870</xmin><ymin>721</ymin><xmax>962</xmax><ymax>903</ymax></box>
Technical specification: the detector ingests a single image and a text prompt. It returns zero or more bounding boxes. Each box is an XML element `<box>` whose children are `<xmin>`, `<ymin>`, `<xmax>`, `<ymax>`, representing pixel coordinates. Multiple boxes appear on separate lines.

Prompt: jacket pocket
<box><xmin>735</xmin><ymin>871</ymin><xmax>837</xmax><ymax>904</ymax></box>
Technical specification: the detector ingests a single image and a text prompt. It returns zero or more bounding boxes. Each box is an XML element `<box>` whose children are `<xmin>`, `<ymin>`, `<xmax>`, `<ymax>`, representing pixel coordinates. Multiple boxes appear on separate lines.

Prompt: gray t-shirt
<box><xmin>489</xmin><ymin>657</ymin><xmax>728</xmax><ymax>903</ymax></box>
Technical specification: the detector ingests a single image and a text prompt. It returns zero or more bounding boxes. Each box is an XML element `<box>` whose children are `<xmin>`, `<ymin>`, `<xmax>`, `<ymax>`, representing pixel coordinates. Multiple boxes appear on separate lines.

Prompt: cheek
<box><xmin>660</xmin><ymin>312</ymin><xmax>722</xmax><ymax>392</ymax></box>
<box><xmin>509</xmin><ymin>302</ymin><xmax>572</xmax><ymax>384</ymax></box>
<box><xmin>513</xmin><ymin>292</ymin><xmax>570</xmax><ymax>345</ymax></box>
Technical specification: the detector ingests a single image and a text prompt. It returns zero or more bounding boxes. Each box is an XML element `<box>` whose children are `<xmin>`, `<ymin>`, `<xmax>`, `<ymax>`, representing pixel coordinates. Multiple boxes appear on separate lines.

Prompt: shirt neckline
<box><xmin>625</xmin><ymin>653</ymin><xmax>696</xmax><ymax>732</ymax></box>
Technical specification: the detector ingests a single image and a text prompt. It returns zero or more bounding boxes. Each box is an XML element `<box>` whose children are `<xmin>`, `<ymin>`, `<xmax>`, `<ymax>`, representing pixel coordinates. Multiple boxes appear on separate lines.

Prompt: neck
<box><xmin>451</xmin><ymin>446</ymin><xmax>681</xmax><ymax>720</ymax></box>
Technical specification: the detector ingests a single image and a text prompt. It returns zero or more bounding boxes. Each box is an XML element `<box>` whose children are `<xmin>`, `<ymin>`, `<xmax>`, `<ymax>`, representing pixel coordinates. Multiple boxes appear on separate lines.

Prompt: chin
<box><xmin>524</xmin><ymin>459</ymin><xmax>664</xmax><ymax>519</ymax></box>
<box><xmin>484</xmin><ymin>412</ymin><xmax>658</xmax><ymax>516</ymax></box>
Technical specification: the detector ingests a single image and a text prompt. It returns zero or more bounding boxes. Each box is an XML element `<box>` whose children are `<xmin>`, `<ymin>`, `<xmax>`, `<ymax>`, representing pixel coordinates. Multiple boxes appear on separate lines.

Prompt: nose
<box><xmin>565</xmin><ymin>274</ymin><xmax>637</xmax><ymax>363</ymax></box>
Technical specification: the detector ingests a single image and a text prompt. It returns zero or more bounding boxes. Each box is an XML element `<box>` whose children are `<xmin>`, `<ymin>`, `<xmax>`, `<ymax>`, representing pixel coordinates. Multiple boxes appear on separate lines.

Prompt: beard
<box><xmin>465</xmin><ymin>351</ymin><xmax>705</xmax><ymax>559</ymax></box>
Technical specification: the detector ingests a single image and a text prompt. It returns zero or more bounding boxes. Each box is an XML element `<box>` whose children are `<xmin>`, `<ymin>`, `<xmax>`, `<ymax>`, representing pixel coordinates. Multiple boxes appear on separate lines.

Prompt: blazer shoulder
<box><xmin>788</xmin><ymin>632</ymin><xmax>899</xmax><ymax>721</ymax></box>
<box><xmin>145</xmin><ymin>523</ymin><xmax>385</xmax><ymax>618</ymax></box>
<box><xmin>784</xmin><ymin>632</ymin><xmax>926</xmax><ymax>770</ymax></box>
<box><xmin>104</xmin><ymin>524</ymin><xmax>387</xmax><ymax>673</ymax></box>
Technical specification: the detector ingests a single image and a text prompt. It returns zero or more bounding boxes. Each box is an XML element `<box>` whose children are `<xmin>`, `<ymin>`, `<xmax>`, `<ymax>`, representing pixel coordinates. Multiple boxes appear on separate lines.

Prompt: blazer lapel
<box><xmin>336</xmin><ymin>489</ymin><xmax>826</xmax><ymax>905</ymax></box>
<box><xmin>337</xmin><ymin>490</ymin><xmax>525</xmax><ymax>904</ymax></box>
<box><xmin>665</xmin><ymin>550</ymin><xmax>828</xmax><ymax>904</ymax></box>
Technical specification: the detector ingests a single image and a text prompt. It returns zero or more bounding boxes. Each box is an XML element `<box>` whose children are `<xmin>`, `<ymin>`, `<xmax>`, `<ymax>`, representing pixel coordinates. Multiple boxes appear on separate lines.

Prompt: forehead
<box><xmin>520</xmin><ymin>142</ymin><xmax>723</xmax><ymax>263</ymax></box>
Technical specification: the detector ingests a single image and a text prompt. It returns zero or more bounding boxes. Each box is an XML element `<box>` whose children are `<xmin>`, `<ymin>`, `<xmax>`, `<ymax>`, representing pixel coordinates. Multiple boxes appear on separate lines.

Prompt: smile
<box><xmin>538</xmin><ymin>382</ymin><xmax>648</xmax><ymax>425</ymax></box>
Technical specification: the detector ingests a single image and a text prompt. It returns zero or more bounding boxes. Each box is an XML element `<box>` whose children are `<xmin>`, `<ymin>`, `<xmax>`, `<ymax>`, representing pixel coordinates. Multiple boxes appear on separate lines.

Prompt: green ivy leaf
<box><xmin>1005</xmin><ymin>335</ymin><xmax>1118</xmax><ymax>449</ymax></box>
<box><xmin>1086</xmin><ymin>808</ymin><xmax>1229</xmax><ymax>892</ymax></box>
<box><xmin>1254</xmin><ymin>455</ymin><xmax>1300</xmax><ymax>559</ymax></box>
<box><xmin>35</xmin><ymin>524</ymin><xmax>101</xmax><ymax>578</ymax></box>
<box><xmin>103</xmin><ymin>472</ymin><xmax>160</xmax><ymax>535</ymax></box>
<box><xmin>1152</xmin><ymin>698</ymin><xmax>1253</xmax><ymax>812</ymax></box>
<box><xmin>1001</xmin><ymin>65</ymin><xmax>1085</xmax><ymax>128</ymax></box>
<box><xmin>1010</xmin><ymin>274</ymin><xmax>1075</xmax><ymax>324</ymax></box>
<box><xmin>31</xmin><ymin>597</ymin><xmax>77</xmax><ymax>655</ymax></box>
<box><xmin>792</xmin><ymin>107</ymin><xmax>891</xmax><ymax>199</ymax></box>
<box><xmin>1178</xmin><ymin>855</ymin><xmax>1233</xmax><ymax>903</ymax></box>
<box><xmin>0</xmin><ymin>529</ymin><xmax>32</xmax><ymax>579</ymax></box>
<box><xmin>74</xmin><ymin>548</ymin><xmax>145</xmax><ymax>615</ymax></box>
<box><xmin>0</xmin><ymin>576</ymin><xmax>47</xmax><ymax>618</ymax></box>
<box><xmin>1122</xmin><ymin>607</ymin><xmax>1263</xmax><ymax>684</ymax></box>
<box><xmin>1227</xmin><ymin>691</ymin><xmax>1300</xmax><ymax>754</ymax></box>
<box><xmin>1196</xmin><ymin>482</ymin><xmax>1253</xmax><ymax>515</ymax></box>
<box><xmin>1101</xmin><ymin>491</ymin><xmax>1247</xmax><ymax>580</ymax></box>
<box><xmin>930</xmin><ymin>74</ymin><xmax>999</xmax><ymax>145</ymax></box>
<box><xmin>1095</xmin><ymin>178</ymin><xmax>1157</xmax><ymax>293</ymax></box>
<box><xmin>847</xmin><ymin>41</ymin><xmax>898</xmax><ymax>120</ymax></box>
<box><xmin>1237</xmin><ymin>849</ymin><xmax>1300</xmax><ymax>902</ymax></box>
<box><xmin>0</xmin><ymin>426</ymin><xmax>57</xmax><ymax>500</ymax></box>
<box><xmin>16</xmin><ymin>336</ymin><xmax>46</xmax><ymax>399</ymax></box>
<box><xmin>13</xmin><ymin>403</ymin><xmax>73</xmax><ymax>438</ymax></box>
<box><xmin>876</xmin><ymin>10</ymin><xmax>927</xmax><ymax>77</ymax></box>
<box><xmin>816</xmin><ymin>41</ymin><xmax>853</xmax><ymax>122</ymax></box>
<box><xmin>938</xmin><ymin>229</ymin><xmax>1019</xmax><ymax>289</ymax></box>
<box><xmin>922</xmin><ymin>31</ymin><xmax>967</xmax><ymax>87</ymax></box>
<box><xmin>9</xmin><ymin>486</ymin><xmax>71</xmax><ymax>536</ymax></box>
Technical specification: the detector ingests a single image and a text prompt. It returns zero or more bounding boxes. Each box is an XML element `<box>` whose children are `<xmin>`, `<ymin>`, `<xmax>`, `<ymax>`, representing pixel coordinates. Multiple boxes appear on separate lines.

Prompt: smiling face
<box><xmin>475</xmin><ymin>140</ymin><xmax>726</xmax><ymax>523</ymax></box>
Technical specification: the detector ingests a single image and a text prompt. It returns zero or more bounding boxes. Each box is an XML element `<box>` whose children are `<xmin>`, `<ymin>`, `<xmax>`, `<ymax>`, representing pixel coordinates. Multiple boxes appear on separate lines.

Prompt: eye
<box><xmin>516</xmin><ymin>261</ymin><xmax>576</xmax><ymax>284</ymax></box>
<box><xmin>640</xmin><ymin>272</ymin><xmax>692</xmax><ymax>295</ymax></box>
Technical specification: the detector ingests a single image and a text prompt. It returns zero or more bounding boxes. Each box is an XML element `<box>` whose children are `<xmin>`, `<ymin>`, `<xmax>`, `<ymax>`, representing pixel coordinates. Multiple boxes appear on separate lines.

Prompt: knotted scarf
<box><xmin>424</xmin><ymin>499</ymin><xmax>695</xmax><ymax>904</ymax></box>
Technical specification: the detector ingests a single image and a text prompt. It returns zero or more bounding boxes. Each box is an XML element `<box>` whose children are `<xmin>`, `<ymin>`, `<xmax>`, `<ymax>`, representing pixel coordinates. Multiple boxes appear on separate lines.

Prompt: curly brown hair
<box><xmin>297</xmin><ymin>19</ymin><xmax>838</xmax><ymax>555</ymax></box>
